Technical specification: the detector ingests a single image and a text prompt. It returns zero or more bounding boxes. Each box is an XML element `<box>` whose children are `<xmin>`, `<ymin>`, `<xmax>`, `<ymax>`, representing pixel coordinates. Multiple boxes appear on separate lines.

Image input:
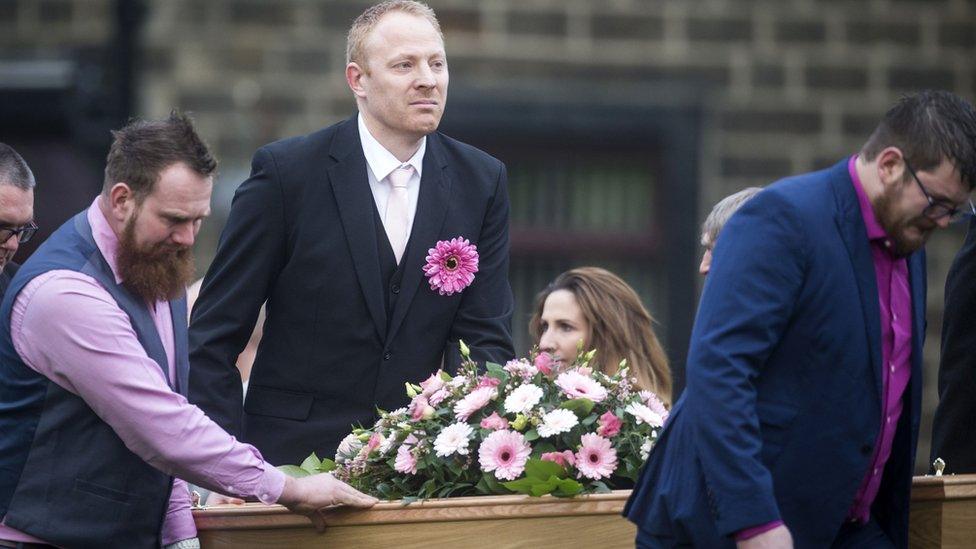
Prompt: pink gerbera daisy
<box><xmin>423</xmin><ymin>237</ymin><xmax>479</xmax><ymax>296</ymax></box>
<box><xmin>478</xmin><ymin>430</ymin><xmax>532</xmax><ymax>481</ymax></box>
<box><xmin>555</xmin><ymin>370</ymin><xmax>608</xmax><ymax>403</ymax></box>
<box><xmin>575</xmin><ymin>433</ymin><xmax>617</xmax><ymax>480</ymax></box>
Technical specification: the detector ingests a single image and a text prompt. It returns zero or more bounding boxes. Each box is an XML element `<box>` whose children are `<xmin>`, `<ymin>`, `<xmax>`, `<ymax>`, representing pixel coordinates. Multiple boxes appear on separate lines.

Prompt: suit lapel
<box><xmin>907</xmin><ymin>251</ymin><xmax>926</xmax><ymax>417</ymax></box>
<box><xmin>387</xmin><ymin>134</ymin><xmax>452</xmax><ymax>342</ymax></box>
<box><xmin>830</xmin><ymin>162</ymin><xmax>883</xmax><ymax>398</ymax></box>
<box><xmin>327</xmin><ymin>118</ymin><xmax>388</xmax><ymax>341</ymax></box>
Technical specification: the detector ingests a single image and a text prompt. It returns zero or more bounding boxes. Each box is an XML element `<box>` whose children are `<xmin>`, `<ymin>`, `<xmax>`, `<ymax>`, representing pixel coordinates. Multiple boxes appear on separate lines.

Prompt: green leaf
<box><xmin>277</xmin><ymin>464</ymin><xmax>311</xmax><ymax>478</ymax></box>
<box><xmin>401</xmin><ymin>496</ymin><xmax>419</xmax><ymax>505</ymax></box>
<box><xmin>523</xmin><ymin>428</ymin><xmax>540</xmax><ymax>442</ymax></box>
<box><xmin>581</xmin><ymin>413</ymin><xmax>599</xmax><ymax>426</ymax></box>
<box><xmin>485</xmin><ymin>361</ymin><xmax>509</xmax><ymax>383</ymax></box>
<box><xmin>300</xmin><ymin>452</ymin><xmax>321</xmax><ymax>474</ymax></box>
<box><xmin>524</xmin><ymin>458</ymin><xmax>566</xmax><ymax>480</ymax></box>
<box><xmin>590</xmin><ymin>480</ymin><xmax>611</xmax><ymax>494</ymax></box>
<box><xmin>502</xmin><ymin>477</ymin><xmax>540</xmax><ymax>495</ymax></box>
<box><xmin>560</xmin><ymin>398</ymin><xmax>595</xmax><ymax>418</ymax></box>
<box><xmin>552</xmin><ymin>478</ymin><xmax>583</xmax><ymax>497</ymax></box>
<box><xmin>318</xmin><ymin>458</ymin><xmax>337</xmax><ymax>473</ymax></box>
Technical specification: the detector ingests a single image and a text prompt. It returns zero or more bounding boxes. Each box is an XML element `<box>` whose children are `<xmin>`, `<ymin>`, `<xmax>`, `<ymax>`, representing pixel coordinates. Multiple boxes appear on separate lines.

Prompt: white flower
<box><xmin>504</xmin><ymin>383</ymin><xmax>544</xmax><ymax>415</ymax></box>
<box><xmin>434</xmin><ymin>422</ymin><xmax>474</xmax><ymax>457</ymax></box>
<box><xmin>388</xmin><ymin>407</ymin><xmax>409</xmax><ymax>418</ymax></box>
<box><xmin>625</xmin><ymin>402</ymin><xmax>664</xmax><ymax>427</ymax></box>
<box><xmin>378</xmin><ymin>433</ymin><xmax>396</xmax><ymax>455</ymax></box>
<box><xmin>335</xmin><ymin>433</ymin><xmax>363</xmax><ymax>463</ymax></box>
<box><xmin>640</xmin><ymin>437</ymin><xmax>654</xmax><ymax>460</ymax></box>
<box><xmin>536</xmin><ymin>409</ymin><xmax>579</xmax><ymax>438</ymax></box>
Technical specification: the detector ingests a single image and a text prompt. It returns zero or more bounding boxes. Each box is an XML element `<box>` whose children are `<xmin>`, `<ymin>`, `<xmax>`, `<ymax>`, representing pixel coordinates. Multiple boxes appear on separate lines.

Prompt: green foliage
<box><xmin>559</xmin><ymin>398</ymin><xmax>595</xmax><ymax>418</ymax></box>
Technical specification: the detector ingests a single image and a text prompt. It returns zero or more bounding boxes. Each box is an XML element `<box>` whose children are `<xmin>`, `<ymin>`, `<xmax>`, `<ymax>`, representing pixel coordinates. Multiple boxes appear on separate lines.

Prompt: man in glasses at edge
<box><xmin>0</xmin><ymin>144</ymin><xmax>36</xmax><ymax>299</ymax></box>
<box><xmin>625</xmin><ymin>90</ymin><xmax>976</xmax><ymax>548</ymax></box>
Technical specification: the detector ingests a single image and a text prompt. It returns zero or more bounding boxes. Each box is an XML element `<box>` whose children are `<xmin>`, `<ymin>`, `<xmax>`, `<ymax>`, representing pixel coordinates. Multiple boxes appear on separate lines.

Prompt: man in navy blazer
<box><xmin>626</xmin><ymin>91</ymin><xmax>976</xmax><ymax>548</ymax></box>
<box><xmin>188</xmin><ymin>0</ymin><xmax>514</xmax><ymax>467</ymax></box>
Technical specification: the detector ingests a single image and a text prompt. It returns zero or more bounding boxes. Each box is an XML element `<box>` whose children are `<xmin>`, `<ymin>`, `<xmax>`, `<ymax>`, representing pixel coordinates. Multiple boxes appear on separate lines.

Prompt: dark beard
<box><xmin>116</xmin><ymin>216</ymin><xmax>195</xmax><ymax>302</ymax></box>
<box><xmin>873</xmin><ymin>187</ymin><xmax>931</xmax><ymax>258</ymax></box>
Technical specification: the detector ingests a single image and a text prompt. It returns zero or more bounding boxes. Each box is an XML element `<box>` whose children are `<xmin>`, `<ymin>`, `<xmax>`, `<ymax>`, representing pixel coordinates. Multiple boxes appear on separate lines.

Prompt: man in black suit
<box><xmin>931</xmin><ymin>216</ymin><xmax>976</xmax><ymax>473</ymax></box>
<box><xmin>189</xmin><ymin>0</ymin><xmax>515</xmax><ymax>467</ymax></box>
<box><xmin>0</xmin><ymin>144</ymin><xmax>37</xmax><ymax>298</ymax></box>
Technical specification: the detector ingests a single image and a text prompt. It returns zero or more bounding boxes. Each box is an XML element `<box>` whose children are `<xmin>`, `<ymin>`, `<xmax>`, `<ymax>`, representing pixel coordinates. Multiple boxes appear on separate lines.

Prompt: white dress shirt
<box><xmin>358</xmin><ymin>113</ymin><xmax>425</xmax><ymax>251</ymax></box>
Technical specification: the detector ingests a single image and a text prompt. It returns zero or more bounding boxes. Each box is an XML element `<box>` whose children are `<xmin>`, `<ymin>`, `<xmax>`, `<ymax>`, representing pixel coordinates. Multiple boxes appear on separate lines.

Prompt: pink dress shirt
<box><xmin>0</xmin><ymin>199</ymin><xmax>286</xmax><ymax>546</ymax></box>
<box><xmin>737</xmin><ymin>156</ymin><xmax>913</xmax><ymax>540</ymax></box>
<box><xmin>847</xmin><ymin>155</ymin><xmax>913</xmax><ymax>522</ymax></box>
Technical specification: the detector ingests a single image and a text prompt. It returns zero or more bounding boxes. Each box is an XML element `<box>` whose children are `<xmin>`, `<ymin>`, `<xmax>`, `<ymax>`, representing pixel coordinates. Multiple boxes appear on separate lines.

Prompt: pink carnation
<box><xmin>575</xmin><ymin>433</ymin><xmax>617</xmax><ymax>480</ymax></box>
<box><xmin>423</xmin><ymin>237</ymin><xmax>479</xmax><ymax>296</ymax></box>
<box><xmin>420</xmin><ymin>372</ymin><xmax>446</xmax><ymax>396</ymax></box>
<box><xmin>394</xmin><ymin>434</ymin><xmax>420</xmax><ymax>475</ymax></box>
<box><xmin>480</xmin><ymin>411</ymin><xmax>510</xmax><ymax>431</ymax></box>
<box><xmin>478</xmin><ymin>430</ymin><xmax>531</xmax><ymax>481</ymax></box>
<box><xmin>364</xmin><ymin>433</ymin><xmax>383</xmax><ymax>455</ymax></box>
<box><xmin>477</xmin><ymin>376</ymin><xmax>501</xmax><ymax>389</ymax></box>
<box><xmin>534</xmin><ymin>353</ymin><xmax>555</xmax><ymax>375</ymax></box>
<box><xmin>453</xmin><ymin>386</ymin><xmax>496</xmax><ymax>421</ymax></box>
<box><xmin>555</xmin><ymin>370</ymin><xmax>608</xmax><ymax>403</ymax></box>
<box><xmin>541</xmin><ymin>450</ymin><xmax>576</xmax><ymax>469</ymax></box>
<box><xmin>504</xmin><ymin>359</ymin><xmax>538</xmax><ymax>380</ymax></box>
<box><xmin>596</xmin><ymin>411</ymin><xmax>623</xmax><ymax>438</ymax></box>
<box><xmin>427</xmin><ymin>388</ymin><xmax>450</xmax><ymax>407</ymax></box>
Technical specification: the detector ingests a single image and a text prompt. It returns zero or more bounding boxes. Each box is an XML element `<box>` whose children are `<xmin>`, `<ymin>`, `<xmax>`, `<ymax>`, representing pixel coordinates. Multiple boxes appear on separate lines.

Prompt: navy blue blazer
<box><xmin>625</xmin><ymin>160</ymin><xmax>925</xmax><ymax>548</ymax></box>
<box><xmin>188</xmin><ymin>116</ymin><xmax>515</xmax><ymax>465</ymax></box>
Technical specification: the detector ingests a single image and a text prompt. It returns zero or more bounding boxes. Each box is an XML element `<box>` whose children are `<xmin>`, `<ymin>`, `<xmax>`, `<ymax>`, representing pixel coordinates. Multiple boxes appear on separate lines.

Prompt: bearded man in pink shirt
<box><xmin>0</xmin><ymin>112</ymin><xmax>375</xmax><ymax>549</ymax></box>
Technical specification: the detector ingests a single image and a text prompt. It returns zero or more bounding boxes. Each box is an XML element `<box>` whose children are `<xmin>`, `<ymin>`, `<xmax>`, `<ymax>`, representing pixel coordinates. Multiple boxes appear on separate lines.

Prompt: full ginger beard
<box><xmin>116</xmin><ymin>214</ymin><xmax>195</xmax><ymax>303</ymax></box>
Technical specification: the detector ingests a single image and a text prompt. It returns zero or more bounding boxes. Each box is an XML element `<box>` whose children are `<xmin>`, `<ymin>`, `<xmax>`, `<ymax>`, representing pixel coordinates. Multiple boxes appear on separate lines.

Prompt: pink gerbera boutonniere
<box><xmin>423</xmin><ymin>237</ymin><xmax>479</xmax><ymax>296</ymax></box>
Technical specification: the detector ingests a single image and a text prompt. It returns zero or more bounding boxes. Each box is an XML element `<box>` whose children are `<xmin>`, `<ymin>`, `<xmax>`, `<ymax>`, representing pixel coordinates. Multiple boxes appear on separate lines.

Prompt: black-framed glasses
<box><xmin>0</xmin><ymin>221</ymin><xmax>38</xmax><ymax>244</ymax></box>
<box><xmin>904</xmin><ymin>159</ymin><xmax>976</xmax><ymax>223</ymax></box>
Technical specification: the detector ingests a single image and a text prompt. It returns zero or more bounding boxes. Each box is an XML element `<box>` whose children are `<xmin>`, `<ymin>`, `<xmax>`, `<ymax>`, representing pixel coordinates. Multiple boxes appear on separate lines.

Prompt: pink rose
<box><xmin>541</xmin><ymin>450</ymin><xmax>576</xmax><ymax>468</ymax></box>
<box><xmin>534</xmin><ymin>353</ymin><xmax>554</xmax><ymax>375</ymax></box>
<box><xmin>480</xmin><ymin>411</ymin><xmax>510</xmax><ymax>431</ymax></box>
<box><xmin>408</xmin><ymin>395</ymin><xmax>434</xmax><ymax>421</ymax></box>
<box><xmin>596</xmin><ymin>411</ymin><xmax>623</xmax><ymax>438</ymax></box>
<box><xmin>365</xmin><ymin>433</ymin><xmax>383</xmax><ymax>455</ymax></box>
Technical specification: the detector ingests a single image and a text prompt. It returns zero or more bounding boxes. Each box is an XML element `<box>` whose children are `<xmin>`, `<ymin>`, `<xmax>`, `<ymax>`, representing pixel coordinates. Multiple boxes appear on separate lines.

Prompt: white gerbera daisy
<box><xmin>434</xmin><ymin>422</ymin><xmax>474</xmax><ymax>457</ymax></box>
<box><xmin>536</xmin><ymin>408</ymin><xmax>579</xmax><ymax>438</ymax></box>
<box><xmin>504</xmin><ymin>383</ymin><xmax>544</xmax><ymax>415</ymax></box>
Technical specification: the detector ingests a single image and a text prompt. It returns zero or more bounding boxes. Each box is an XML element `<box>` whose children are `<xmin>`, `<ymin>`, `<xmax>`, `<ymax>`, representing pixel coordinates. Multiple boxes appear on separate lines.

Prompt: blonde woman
<box><xmin>530</xmin><ymin>267</ymin><xmax>672</xmax><ymax>405</ymax></box>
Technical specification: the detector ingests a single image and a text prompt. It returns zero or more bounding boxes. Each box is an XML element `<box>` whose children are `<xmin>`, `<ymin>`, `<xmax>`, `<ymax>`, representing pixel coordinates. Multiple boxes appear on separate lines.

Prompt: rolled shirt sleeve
<box><xmin>10</xmin><ymin>271</ymin><xmax>286</xmax><ymax>529</ymax></box>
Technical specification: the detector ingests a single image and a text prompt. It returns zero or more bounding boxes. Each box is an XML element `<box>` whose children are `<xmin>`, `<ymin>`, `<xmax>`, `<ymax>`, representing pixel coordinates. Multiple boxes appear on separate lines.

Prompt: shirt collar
<box><xmin>358</xmin><ymin>113</ymin><xmax>425</xmax><ymax>182</ymax></box>
<box><xmin>87</xmin><ymin>196</ymin><xmax>125</xmax><ymax>284</ymax></box>
<box><xmin>848</xmin><ymin>154</ymin><xmax>890</xmax><ymax>243</ymax></box>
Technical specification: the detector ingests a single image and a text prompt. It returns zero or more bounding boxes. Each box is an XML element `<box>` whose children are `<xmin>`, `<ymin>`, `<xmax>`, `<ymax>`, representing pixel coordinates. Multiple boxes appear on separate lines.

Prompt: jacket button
<box><xmin>383</xmin><ymin>352</ymin><xmax>392</xmax><ymax>361</ymax></box>
<box><xmin>391</xmin><ymin>284</ymin><xmax>400</xmax><ymax>294</ymax></box>
<box><xmin>861</xmin><ymin>444</ymin><xmax>872</xmax><ymax>455</ymax></box>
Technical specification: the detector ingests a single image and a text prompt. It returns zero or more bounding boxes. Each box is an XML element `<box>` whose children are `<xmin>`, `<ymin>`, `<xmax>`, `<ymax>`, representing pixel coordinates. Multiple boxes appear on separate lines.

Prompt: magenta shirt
<box><xmin>847</xmin><ymin>155</ymin><xmax>913</xmax><ymax>522</ymax></box>
<box><xmin>738</xmin><ymin>156</ymin><xmax>913</xmax><ymax>540</ymax></box>
<box><xmin>0</xmin><ymin>199</ymin><xmax>285</xmax><ymax>546</ymax></box>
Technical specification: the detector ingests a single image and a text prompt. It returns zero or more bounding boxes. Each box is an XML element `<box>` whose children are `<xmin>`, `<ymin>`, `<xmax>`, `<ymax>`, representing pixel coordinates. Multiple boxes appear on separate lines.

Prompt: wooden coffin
<box><xmin>194</xmin><ymin>490</ymin><xmax>636</xmax><ymax>548</ymax></box>
<box><xmin>910</xmin><ymin>474</ymin><xmax>976</xmax><ymax>548</ymax></box>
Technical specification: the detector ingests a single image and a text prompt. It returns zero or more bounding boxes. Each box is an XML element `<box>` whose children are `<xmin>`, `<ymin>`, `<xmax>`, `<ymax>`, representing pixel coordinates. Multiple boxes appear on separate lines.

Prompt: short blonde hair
<box><xmin>346</xmin><ymin>0</ymin><xmax>443</xmax><ymax>68</ymax></box>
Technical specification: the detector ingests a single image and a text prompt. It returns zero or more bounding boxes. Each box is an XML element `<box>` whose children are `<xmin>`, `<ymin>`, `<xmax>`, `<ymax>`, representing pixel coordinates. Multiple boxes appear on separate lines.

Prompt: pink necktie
<box><xmin>386</xmin><ymin>165</ymin><xmax>412</xmax><ymax>263</ymax></box>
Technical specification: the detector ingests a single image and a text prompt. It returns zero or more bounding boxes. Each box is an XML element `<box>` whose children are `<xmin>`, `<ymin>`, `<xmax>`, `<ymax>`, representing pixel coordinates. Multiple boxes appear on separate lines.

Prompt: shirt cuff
<box><xmin>162</xmin><ymin>479</ymin><xmax>198</xmax><ymax>546</ymax></box>
<box><xmin>257</xmin><ymin>462</ymin><xmax>287</xmax><ymax>505</ymax></box>
<box><xmin>734</xmin><ymin>520</ymin><xmax>784</xmax><ymax>541</ymax></box>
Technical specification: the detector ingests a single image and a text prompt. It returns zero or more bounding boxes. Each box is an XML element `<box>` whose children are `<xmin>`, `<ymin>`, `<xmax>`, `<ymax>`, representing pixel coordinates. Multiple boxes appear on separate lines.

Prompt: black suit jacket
<box><xmin>930</xmin><ymin>217</ymin><xmax>976</xmax><ymax>473</ymax></box>
<box><xmin>189</xmin><ymin>116</ymin><xmax>515</xmax><ymax>465</ymax></box>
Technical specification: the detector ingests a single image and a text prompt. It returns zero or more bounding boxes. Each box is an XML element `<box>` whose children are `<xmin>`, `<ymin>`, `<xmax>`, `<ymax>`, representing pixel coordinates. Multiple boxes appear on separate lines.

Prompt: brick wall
<box><xmin>6</xmin><ymin>0</ymin><xmax>976</xmax><ymax>471</ymax></box>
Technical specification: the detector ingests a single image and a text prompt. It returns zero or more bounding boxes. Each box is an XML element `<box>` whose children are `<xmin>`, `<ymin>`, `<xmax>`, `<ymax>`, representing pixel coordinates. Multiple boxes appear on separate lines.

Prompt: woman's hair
<box><xmin>530</xmin><ymin>267</ymin><xmax>672</xmax><ymax>404</ymax></box>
